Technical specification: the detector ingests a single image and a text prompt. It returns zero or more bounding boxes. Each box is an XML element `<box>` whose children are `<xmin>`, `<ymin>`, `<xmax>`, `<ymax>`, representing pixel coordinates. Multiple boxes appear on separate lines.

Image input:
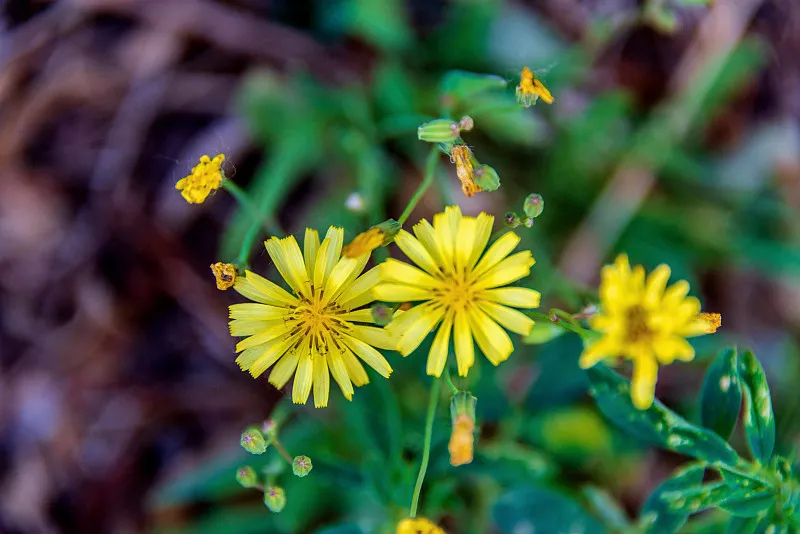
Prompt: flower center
<box><xmin>435</xmin><ymin>272</ymin><xmax>476</xmax><ymax>311</ymax></box>
<box><xmin>625</xmin><ymin>305</ymin><xmax>653</xmax><ymax>343</ymax></box>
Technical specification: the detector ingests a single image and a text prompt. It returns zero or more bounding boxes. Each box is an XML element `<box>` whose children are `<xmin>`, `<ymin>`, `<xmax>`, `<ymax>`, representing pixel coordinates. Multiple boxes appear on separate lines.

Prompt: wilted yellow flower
<box><xmin>449</xmin><ymin>145</ymin><xmax>481</xmax><ymax>198</ymax></box>
<box><xmin>580</xmin><ymin>254</ymin><xmax>722</xmax><ymax>410</ymax></box>
<box><xmin>448</xmin><ymin>413</ymin><xmax>474</xmax><ymax>466</ymax></box>
<box><xmin>211</xmin><ymin>262</ymin><xmax>237</xmax><ymax>290</ymax></box>
<box><xmin>516</xmin><ymin>67</ymin><xmax>554</xmax><ymax>107</ymax></box>
<box><xmin>229</xmin><ymin>227</ymin><xmax>394</xmax><ymax>408</ymax></box>
<box><xmin>175</xmin><ymin>154</ymin><xmax>225</xmax><ymax>204</ymax></box>
<box><xmin>396</xmin><ymin>517</ymin><xmax>446</xmax><ymax>534</ymax></box>
<box><xmin>343</xmin><ymin>228</ymin><xmax>385</xmax><ymax>258</ymax></box>
<box><xmin>374</xmin><ymin>206</ymin><xmax>540</xmax><ymax>377</ymax></box>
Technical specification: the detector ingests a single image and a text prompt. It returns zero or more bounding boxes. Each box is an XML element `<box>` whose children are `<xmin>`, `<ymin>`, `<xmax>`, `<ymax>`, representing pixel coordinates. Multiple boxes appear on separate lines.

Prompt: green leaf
<box><xmin>439</xmin><ymin>70</ymin><xmax>508</xmax><ymax>108</ymax></box>
<box><xmin>720</xmin><ymin>489</ymin><xmax>776</xmax><ymax>517</ymax></box>
<box><xmin>582</xmin><ymin>486</ymin><xmax>631</xmax><ymax>530</ymax></box>
<box><xmin>700</xmin><ymin>347</ymin><xmax>742</xmax><ymax>440</ymax></box>
<box><xmin>493</xmin><ymin>485</ymin><xmax>606</xmax><ymax>534</ymax></box>
<box><xmin>522</xmin><ymin>321</ymin><xmax>566</xmax><ymax>345</ymax></box>
<box><xmin>641</xmin><ymin>463</ymin><xmax>705</xmax><ymax>534</ymax></box>
<box><xmin>587</xmin><ymin>365</ymin><xmax>738</xmax><ymax>464</ymax></box>
<box><xmin>726</xmin><ymin>515</ymin><xmax>765</xmax><ymax>534</ymax></box>
<box><xmin>740</xmin><ymin>349</ymin><xmax>776</xmax><ymax>463</ymax></box>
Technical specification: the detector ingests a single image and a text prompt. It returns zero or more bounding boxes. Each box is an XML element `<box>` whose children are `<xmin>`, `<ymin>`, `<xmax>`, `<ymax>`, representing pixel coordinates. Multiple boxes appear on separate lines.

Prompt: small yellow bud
<box><xmin>210</xmin><ymin>262</ymin><xmax>237</xmax><ymax>290</ymax></box>
<box><xmin>516</xmin><ymin>67</ymin><xmax>554</xmax><ymax>107</ymax></box>
<box><xmin>236</xmin><ymin>466</ymin><xmax>258</xmax><ymax>488</ymax></box>
<box><xmin>175</xmin><ymin>154</ymin><xmax>225</xmax><ymax>204</ymax></box>
<box><xmin>450</xmin><ymin>145</ymin><xmax>481</xmax><ymax>198</ymax></box>
<box><xmin>264</xmin><ymin>486</ymin><xmax>286</xmax><ymax>513</ymax></box>
<box><xmin>396</xmin><ymin>517</ymin><xmax>446</xmax><ymax>534</ymax></box>
<box><xmin>698</xmin><ymin>313</ymin><xmax>722</xmax><ymax>333</ymax></box>
<box><xmin>240</xmin><ymin>427</ymin><xmax>268</xmax><ymax>455</ymax></box>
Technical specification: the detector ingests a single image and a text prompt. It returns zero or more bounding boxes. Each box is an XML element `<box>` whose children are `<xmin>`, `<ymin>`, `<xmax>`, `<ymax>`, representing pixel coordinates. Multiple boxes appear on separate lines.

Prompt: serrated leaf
<box><xmin>587</xmin><ymin>365</ymin><xmax>738</xmax><ymax>464</ymax></box>
<box><xmin>740</xmin><ymin>349</ymin><xmax>776</xmax><ymax>463</ymax></box>
<box><xmin>700</xmin><ymin>347</ymin><xmax>742</xmax><ymax>440</ymax></box>
<box><xmin>642</xmin><ymin>463</ymin><xmax>705</xmax><ymax>534</ymax></box>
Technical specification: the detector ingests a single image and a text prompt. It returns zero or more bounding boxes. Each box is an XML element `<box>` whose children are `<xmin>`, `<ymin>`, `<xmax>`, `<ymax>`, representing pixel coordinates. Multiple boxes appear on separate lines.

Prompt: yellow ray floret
<box><xmin>374</xmin><ymin>206</ymin><xmax>541</xmax><ymax>377</ymax></box>
<box><xmin>516</xmin><ymin>66</ymin><xmax>554</xmax><ymax>107</ymax></box>
<box><xmin>229</xmin><ymin>227</ymin><xmax>394</xmax><ymax>408</ymax></box>
<box><xmin>580</xmin><ymin>254</ymin><xmax>722</xmax><ymax>410</ymax></box>
<box><xmin>396</xmin><ymin>518</ymin><xmax>446</xmax><ymax>534</ymax></box>
<box><xmin>175</xmin><ymin>154</ymin><xmax>225</xmax><ymax>204</ymax></box>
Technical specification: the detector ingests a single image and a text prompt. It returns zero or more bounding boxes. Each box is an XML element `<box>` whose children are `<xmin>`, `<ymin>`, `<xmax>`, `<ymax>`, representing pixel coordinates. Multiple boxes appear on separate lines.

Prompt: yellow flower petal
<box><xmin>313</xmin><ymin>351</ymin><xmax>330</xmax><ymax>408</ymax></box>
<box><xmin>235</xmin><ymin>322</ymin><xmax>294</xmax><ymax>352</ymax></box>
<box><xmin>467</xmin><ymin>307</ymin><xmax>513</xmax><ymax>365</ymax></box>
<box><xmin>468</xmin><ymin>213</ymin><xmax>494</xmax><ymax>268</ymax></box>
<box><xmin>338</xmin><ymin>265</ymin><xmax>381</xmax><ymax>309</ymax></box>
<box><xmin>644</xmin><ymin>264</ymin><xmax>670</xmax><ymax>306</ymax></box>
<box><xmin>453</xmin><ymin>311</ymin><xmax>475</xmax><ymax>376</ymax></box>
<box><xmin>413</xmin><ymin>219</ymin><xmax>446</xmax><ymax>268</ymax></box>
<box><xmin>477</xmin><ymin>301</ymin><xmax>534</xmax><ymax>336</ymax></box>
<box><xmin>472</xmin><ymin>232</ymin><xmax>521</xmax><ymax>279</ymax></box>
<box><xmin>394</xmin><ymin>230</ymin><xmax>442</xmax><ymax>276</ymax></box>
<box><xmin>341</xmin><ymin>334</ymin><xmax>393</xmax><ymax>378</ymax></box>
<box><xmin>395</xmin><ymin>304</ymin><xmax>444</xmax><ymax>356</ymax></box>
<box><xmin>473</xmin><ymin>251</ymin><xmax>534</xmax><ymax>289</ymax></box>
<box><xmin>229</xmin><ymin>303</ymin><xmax>287</xmax><ymax>321</ymax></box>
<box><xmin>269</xmin><ymin>349</ymin><xmax>300</xmax><ymax>389</ymax></box>
<box><xmin>292</xmin><ymin>351</ymin><xmax>314</xmax><ymax>404</ymax></box>
<box><xmin>337</xmin><ymin>309</ymin><xmax>374</xmax><ymax>324</ymax></box>
<box><xmin>339</xmin><ymin>343</ymin><xmax>370</xmax><ymax>386</ymax></box>
<box><xmin>374</xmin><ymin>283</ymin><xmax>435</xmax><ymax>302</ymax></box>
<box><xmin>380</xmin><ymin>258</ymin><xmax>440</xmax><ymax>288</ymax></box>
<box><xmin>427</xmin><ymin>311</ymin><xmax>454</xmax><ymax>377</ymax></box>
<box><xmin>481</xmin><ymin>287</ymin><xmax>541</xmax><ymax>309</ymax></box>
<box><xmin>349</xmin><ymin>325</ymin><xmax>395</xmax><ymax>350</ymax></box>
<box><xmin>631</xmin><ymin>355</ymin><xmax>658</xmax><ymax>410</ymax></box>
<box><xmin>229</xmin><ymin>319</ymin><xmax>273</xmax><ymax>337</ymax></box>
<box><xmin>243</xmin><ymin>271</ymin><xmax>298</xmax><ymax>306</ymax></box>
<box><xmin>304</xmin><ymin>228</ymin><xmax>320</xmax><ymax>280</ymax></box>
<box><xmin>327</xmin><ymin>350</ymin><xmax>354</xmax><ymax>400</ymax></box>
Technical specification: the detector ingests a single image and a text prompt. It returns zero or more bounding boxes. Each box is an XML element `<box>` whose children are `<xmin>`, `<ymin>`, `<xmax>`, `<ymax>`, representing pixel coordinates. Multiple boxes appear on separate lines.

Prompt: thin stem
<box><xmin>410</xmin><ymin>376</ymin><xmax>442</xmax><ymax>518</ymax></box>
<box><xmin>399</xmin><ymin>147</ymin><xmax>440</xmax><ymax>226</ymax></box>
<box><xmin>222</xmin><ymin>180</ymin><xmax>283</xmax><ymax>268</ymax></box>
<box><xmin>272</xmin><ymin>438</ymin><xmax>293</xmax><ymax>465</ymax></box>
<box><xmin>444</xmin><ymin>367</ymin><xmax>459</xmax><ymax>395</ymax></box>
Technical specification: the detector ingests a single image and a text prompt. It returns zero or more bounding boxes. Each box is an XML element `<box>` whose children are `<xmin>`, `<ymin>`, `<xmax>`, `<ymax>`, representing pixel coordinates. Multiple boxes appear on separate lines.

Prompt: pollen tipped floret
<box><xmin>228</xmin><ymin>227</ymin><xmax>395</xmax><ymax>408</ymax></box>
<box><xmin>516</xmin><ymin>67</ymin><xmax>554</xmax><ymax>107</ymax></box>
<box><xmin>580</xmin><ymin>254</ymin><xmax>722</xmax><ymax>410</ymax></box>
<box><xmin>374</xmin><ymin>206</ymin><xmax>541</xmax><ymax>377</ymax></box>
<box><xmin>175</xmin><ymin>154</ymin><xmax>225</xmax><ymax>204</ymax></box>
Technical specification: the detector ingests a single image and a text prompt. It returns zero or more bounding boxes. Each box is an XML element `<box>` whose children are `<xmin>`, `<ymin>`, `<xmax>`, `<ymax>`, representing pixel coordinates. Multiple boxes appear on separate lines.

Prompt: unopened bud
<box><xmin>458</xmin><ymin>115</ymin><xmax>474</xmax><ymax>132</ymax></box>
<box><xmin>292</xmin><ymin>455</ymin><xmax>313</xmax><ymax>477</ymax></box>
<box><xmin>504</xmin><ymin>212</ymin><xmax>521</xmax><ymax>228</ymax></box>
<box><xmin>449</xmin><ymin>393</ymin><xmax>477</xmax><ymax>467</ymax></box>
<box><xmin>523</xmin><ymin>217</ymin><xmax>534</xmax><ymax>228</ymax></box>
<box><xmin>240</xmin><ymin>427</ymin><xmax>268</xmax><ymax>455</ymax></box>
<box><xmin>418</xmin><ymin>119</ymin><xmax>460</xmax><ymax>143</ymax></box>
<box><xmin>473</xmin><ymin>164</ymin><xmax>500</xmax><ymax>192</ymax></box>
<box><xmin>450</xmin><ymin>391</ymin><xmax>477</xmax><ymax>423</ymax></box>
<box><xmin>371</xmin><ymin>303</ymin><xmax>394</xmax><ymax>326</ymax></box>
<box><xmin>264</xmin><ymin>486</ymin><xmax>286</xmax><ymax>512</ymax></box>
<box><xmin>261</xmin><ymin>419</ymin><xmax>278</xmax><ymax>439</ymax></box>
<box><xmin>236</xmin><ymin>466</ymin><xmax>258</xmax><ymax>488</ymax></box>
<box><xmin>523</xmin><ymin>193</ymin><xmax>544</xmax><ymax>218</ymax></box>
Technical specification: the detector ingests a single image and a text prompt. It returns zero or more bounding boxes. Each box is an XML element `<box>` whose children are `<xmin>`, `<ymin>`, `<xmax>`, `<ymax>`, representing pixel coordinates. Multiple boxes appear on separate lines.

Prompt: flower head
<box><xmin>580</xmin><ymin>254</ymin><xmax>721</xmax><ymax>409</ymax></box>
<box><xmin>516</xmin><ymin>67</ymin><xmax>554</xmax><ymax>107</ymax></box>
<box><xmin>175</xmin><ymin>154</ymin><xmax>225</xmax><ymax>204</ymax></box>
<box><xmin>396</xmin><ymin>518</ymin><xmax>446</xmax><ymax>534</ymax></box>
<box><xmin>374</xmin><ymin>206</ymin><xmax>541</xmax><ymax>377</ymax></box>
<box><xmin>229</xmin><ymin>227</ymin><xmax>394</xmax><ymax>407</ymax></box>
<box><xmin>211</xmin><ymin>262</ymin><xmax>237</xmax><ymax>290</ymax></box>
<box><xmin>450</xmin><ymin>145</ymin><xmax>481</xmax><ymax>198</ymax></box>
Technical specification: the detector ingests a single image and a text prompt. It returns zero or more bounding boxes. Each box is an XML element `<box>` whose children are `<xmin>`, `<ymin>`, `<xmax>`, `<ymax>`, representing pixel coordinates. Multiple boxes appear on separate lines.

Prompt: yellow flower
<box><xmin>448</xmin><ymin>413</ymin><xmax>475</xmax><ymax>466</ymax></box>
<box><xmin>396</xmin><ymin>518</ymin><xmax>446</xmax><ymax>534</ymax></box>
<box><xmin>516</xmin><ymin>66</ymin><xmax>554</xmax><ymax>107</ymax></box>
<box><xmin>580</xmin><ymin>254</ymin><xmax>722</xmax><ymax>410</ymax></box>
<box><xmin>210</xmin><ymin>262</ymin><xmax>237</xmax><ymax>290</ymax></box>
<box><xmin>449</xmin><ymin>145</ymin><xmax>481</xmax><ymax>198</ymax></box>
<box><xmin>229</xmin><ymin>227</ymin><xmax>394</xmax><ymax>408</ymax></box>
<box><xmin>175</xmin><ymin>154</ymin><xmax>225</xmax><ymax>204</ymax></box>
<box><xmin>343</xmin><ymin>227</ymin><xmax>386</xmax><ymax>258</ymax></box>
<box><xmin>374</xmin><ymin>206</ymin><xmax>541</xmax><ymax>377</ymax></box>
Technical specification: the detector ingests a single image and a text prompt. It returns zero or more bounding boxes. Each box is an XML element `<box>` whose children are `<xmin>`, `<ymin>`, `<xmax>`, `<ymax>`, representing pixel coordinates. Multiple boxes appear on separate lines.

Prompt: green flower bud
<box><xmin>450</xmin><ymin>391</ymin><xmax>477</xmax><ymax>425</ymax></box>
<box><xmin>264</xmin><ymin>486</ymin><xmax>286</xmax><ymax>512</ymax></box>
<box><xmin>523</xmin><ymin>193</ymin><xmax>544</xmax><ymax>218</ymax></box>
<box><xmin>236</xmin><ymin>466</ymin><xmax>258</xmax><ymax>488</ymax></box>
<box><xmin>458</xmin><ymin>115</ymin><xmax>474</xmax><ymax>132</ymax></box>
<box><xmin>418</xmin><ymin>119</ymin><xmax>460</xmax><ymax>143</ymax></box>
<box><xmin>504</xmin><ymin>212</ymin><xmax>521</xmax><ymax>228</ymax></box>
<box><xmin>523</xmin><ymin>217</ymin><xmax>535</xmax><ymax>228</ymax></box>
<box><xmin>375</xmin><ymin>219</ymin><xmax>401</xmax><ymax>241</ymax></box>
<box><xmin>292</xmin><ymin>455</ymin><xmax>313</xmax><ymax>477</ymax></box>
<box><xmin>261</xmin><ymin>419</ymin><xmax>278</xmax><ymax>440</ymax></box>
<box><xmin>473</xmin><ymin>164</ymin><xmax>500</xmax><ymax>192</ymax></box>
<box><xmin>371</xmin><ymin>303</ymin><xmax>393</xmax><ymax>326</ymax></box>
<box><xmin>240</xmin><ymin>427</ymin><xmax>268</xmax><ymax>455</ymax></box>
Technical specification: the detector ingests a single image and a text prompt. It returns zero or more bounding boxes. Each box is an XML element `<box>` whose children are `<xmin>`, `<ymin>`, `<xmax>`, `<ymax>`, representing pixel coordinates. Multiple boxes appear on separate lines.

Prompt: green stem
<box><xmin>399</xmin><ymin>147</ymin><xmax>440</xmax><ymax>226</ymax></box>
<box><xmin>222</xmin><ymin>180</ymin><xmax>283</xmax><ymax>268</ymax></box>
<box><xmin>272</xmin><ymin>438</ymin><xmax>294</xmax><ymax>465</ymax></box>
<box><xmin>410</xmin><ymin>376</ymin><xmax>442</xmax><ymax>518</ymax></box>
<box><xmin>444</xmin><ymin>367</ymin><xmax>459</xmax><ymax>395</ymax></box>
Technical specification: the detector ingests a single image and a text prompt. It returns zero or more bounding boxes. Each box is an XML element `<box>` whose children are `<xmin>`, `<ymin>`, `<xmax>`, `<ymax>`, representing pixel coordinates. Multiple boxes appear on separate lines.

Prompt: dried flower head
<box><xmin>448</xmin><ymin>413</ymin><xmax>475</xmax><ymax>466</ymax></box>
<box><xmin>450</xmin><ymin>145</ymin><xmax>481</xmax><ymax>198</ymax></box>
<box><xmin>580</xmin><ymin>254</ymin><xmax>722</xmax><ymax>409</ymax></box>
<box><xmin>175</xmin><ymin>154</ymin><xmax>225</xmax><ymax>204</ymax></box>
<box><xmin>516</xmin><ymin>67</ymin><xmax>554</xmax><ymax>107</ymax></box>
<box><xmin>211</xmin><ymin>262</ymin><xmax>237</xmax><ymax>290</ymax></box>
